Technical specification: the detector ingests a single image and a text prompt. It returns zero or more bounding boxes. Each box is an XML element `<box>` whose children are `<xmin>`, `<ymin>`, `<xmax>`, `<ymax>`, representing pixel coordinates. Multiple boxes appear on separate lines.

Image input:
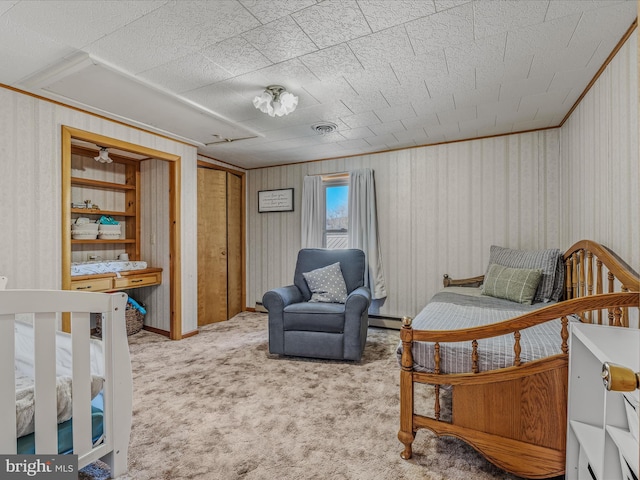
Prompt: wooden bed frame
<box><xmin>398</xmin><ymin>240</ymin><xmax>640</xmax><ymax>479</ymax></box>
<box><xmin>0</xmin><ymin>289</ymin><xmax>133</xmax><ymax>478</ymax></box>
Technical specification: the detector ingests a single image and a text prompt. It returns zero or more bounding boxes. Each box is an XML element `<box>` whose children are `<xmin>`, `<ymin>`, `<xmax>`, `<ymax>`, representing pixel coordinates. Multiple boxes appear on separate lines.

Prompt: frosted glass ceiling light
<box><xmin>253</xmin><ymin>85</ymin><xmax>298</xmax><ymax>117</ymax></box>
<box><xmin>94</xmin><ymin>146</ymin><xmax>112</xmax><ymax>163</ymax></box>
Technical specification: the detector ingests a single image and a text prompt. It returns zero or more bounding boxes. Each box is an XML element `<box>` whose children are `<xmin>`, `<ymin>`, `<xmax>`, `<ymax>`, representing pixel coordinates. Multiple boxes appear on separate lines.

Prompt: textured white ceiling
<box><xmin>0</xmin><ymin>0</ymin><xmax>637</xmax><ymax>169</ymax></box>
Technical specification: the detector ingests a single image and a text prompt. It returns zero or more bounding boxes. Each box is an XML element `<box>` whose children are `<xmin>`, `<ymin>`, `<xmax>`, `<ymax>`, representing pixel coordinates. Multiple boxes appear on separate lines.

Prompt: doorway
<box><xmin>197</xmin><ymin>164</ymin><xmax>244</xmax><ymax>326</ymax></box>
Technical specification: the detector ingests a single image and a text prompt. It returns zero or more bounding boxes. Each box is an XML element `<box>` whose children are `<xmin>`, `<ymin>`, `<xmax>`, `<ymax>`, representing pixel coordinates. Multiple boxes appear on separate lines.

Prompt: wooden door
<box><xmin>226</xmin><ymin>172</ymin><xmax>243</xmax><ymax>318</ymax></box>
<box><xmin>197</xmin><ymin>168</ymin><xmax>243</xmax><ymax>326</ymax></box>
<box><xmin>198</xmin><ymin>168</ymin><xmax>228</xmax><ymax>325</ymax></box>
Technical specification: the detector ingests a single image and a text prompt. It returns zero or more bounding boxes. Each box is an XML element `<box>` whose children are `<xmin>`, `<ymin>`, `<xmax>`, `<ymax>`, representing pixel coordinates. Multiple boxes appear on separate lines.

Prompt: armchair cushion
<box><xmin>302</xmin><ymin>262</ymin><xmax>348</xmax><ymax>303</ymax></box>
<box><xmin>284</xmin><ymin>302</ymin><xmax>345</xmax><ymax>333</ymax></box>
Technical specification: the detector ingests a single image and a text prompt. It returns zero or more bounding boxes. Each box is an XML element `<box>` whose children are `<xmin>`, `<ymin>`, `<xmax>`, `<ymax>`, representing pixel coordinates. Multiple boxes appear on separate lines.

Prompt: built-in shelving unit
<box><xmin>61</xmin><ymin>126</ymin><xmax>182</xmax><ymax>339</ymax></box>
<box><xmin>566</xmin><ymin>322</ymin><xmax>639</xmax><ymax>480</ymax></box>
<box><xmin>63</xmin><ymin>144</ymin><xmax>161</xmax><ymax>295</ymax></box>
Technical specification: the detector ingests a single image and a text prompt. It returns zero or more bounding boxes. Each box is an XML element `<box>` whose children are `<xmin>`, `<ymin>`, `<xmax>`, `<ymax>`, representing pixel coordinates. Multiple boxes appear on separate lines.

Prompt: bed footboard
<box><xmin>0</xmin><ymin>290</ymin><xmax>132</xmax><ymax>478</ymax></box>
<box><xmin>399</xmin><ymin>291</ymin><xmax>640</xmax><ymax>479</ymax></box>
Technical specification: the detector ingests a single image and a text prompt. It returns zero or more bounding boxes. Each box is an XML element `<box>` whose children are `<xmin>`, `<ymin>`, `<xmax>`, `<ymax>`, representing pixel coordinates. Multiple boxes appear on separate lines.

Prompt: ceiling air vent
<box><xmin>311</xmin><ymin>122</ymin><xmax>338</xmax><ymax>135</ymax></box>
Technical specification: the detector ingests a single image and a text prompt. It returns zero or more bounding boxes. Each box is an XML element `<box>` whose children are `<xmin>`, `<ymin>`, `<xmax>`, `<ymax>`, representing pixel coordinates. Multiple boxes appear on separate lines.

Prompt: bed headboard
<box><xmin>563</xmin><ymin>240</ymin><xmax>639</xmax><ymax>326</ymax></box>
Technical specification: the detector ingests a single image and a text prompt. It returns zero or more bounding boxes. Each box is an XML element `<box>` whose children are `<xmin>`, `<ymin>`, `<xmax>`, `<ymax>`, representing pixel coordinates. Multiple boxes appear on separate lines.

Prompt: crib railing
<box><xmin>0</xmin><ymin>289</ymin><xmax>131</xmax><ymax>476</ymax></box>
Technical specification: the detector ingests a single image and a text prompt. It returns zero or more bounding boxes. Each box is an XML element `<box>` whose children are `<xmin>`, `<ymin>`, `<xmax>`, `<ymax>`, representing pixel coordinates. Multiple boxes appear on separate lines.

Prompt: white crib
<box><xmin>0</xmin><ymin>289</ymin><xmax>133</xmax><ymax>478</ymax></box>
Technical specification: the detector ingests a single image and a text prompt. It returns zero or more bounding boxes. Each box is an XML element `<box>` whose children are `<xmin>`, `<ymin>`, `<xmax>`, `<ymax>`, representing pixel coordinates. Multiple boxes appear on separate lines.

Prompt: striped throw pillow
<box><xmin>481</xmin><ymin>264</ymin><xmax>543</xmax><ymax>305</ymax></box>
<box><xmin>487</xmin><ymin>246</ymin><xmax>563</xmax><ymax>302</ymax></box>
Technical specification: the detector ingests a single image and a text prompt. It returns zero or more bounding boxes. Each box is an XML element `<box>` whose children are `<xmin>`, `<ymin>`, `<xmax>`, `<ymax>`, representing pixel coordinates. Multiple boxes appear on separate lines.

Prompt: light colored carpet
<box><xmin>80</xmin><ymin>312</ymin><xmax>531</xmax><ymax>480</ymax></box>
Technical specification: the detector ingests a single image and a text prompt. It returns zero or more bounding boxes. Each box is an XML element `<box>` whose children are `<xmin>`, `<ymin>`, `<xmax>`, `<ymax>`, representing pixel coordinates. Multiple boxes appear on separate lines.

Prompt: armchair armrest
<box><xmin>443</xmin><ymin>274</ymin><xmax>484</xmax><ymax>288</ymax></box>
<box><xmin>345</xmin><ymin>286</ymin><xmax>371</xmax><ymax>314</ymax></box>
<box><xmin>262</xmin><ymin>285</ymin><xmax>304</xmax><ymax>312</ymax></box>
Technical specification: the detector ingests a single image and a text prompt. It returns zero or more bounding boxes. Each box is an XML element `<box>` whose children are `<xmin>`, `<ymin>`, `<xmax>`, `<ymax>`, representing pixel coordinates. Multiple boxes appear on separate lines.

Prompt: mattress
<box><xmin>71</xmin><ymin>260</ymin><xmax>148</xmax><ymax>276</ymax></box>
<box><xmin>17</xmin><ymin>395</ymin><xmax>104</xmax><ymax>455</ymax></box>
<box><xmin>15</xmin><ymin>373</ymin><xmax>103</xmax><ymax>438</ymax></box>
<box><xmin>397</xmin><ymin>289</ymin><xmax>570</xmax><ymax>374</ymax></box>
<box><xmin>14</xmin><ymin>320</ymin><xmax>104</xmax><ymax>438</ymax></box>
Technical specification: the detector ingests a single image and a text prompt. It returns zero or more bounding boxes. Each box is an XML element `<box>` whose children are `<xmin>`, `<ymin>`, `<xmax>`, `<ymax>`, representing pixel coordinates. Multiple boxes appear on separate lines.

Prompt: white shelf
<box><xmin>571</xmin><ymin>323</ymin><xmax>640</xmax><ymax>368</ymax></box>
<box><xmin>570</xmin><ymin>421</ymin><xmax>604</xmax><ymax>477</ymax></box>
<box><xmin>567</xmin><ymin>323</ymin><xmax>639</xmax><ymax>480</ymax></box>
<box><xmin>607</xmin><ymin>425</ymin><xmax>639</xmax><ymax>476</ymax></box>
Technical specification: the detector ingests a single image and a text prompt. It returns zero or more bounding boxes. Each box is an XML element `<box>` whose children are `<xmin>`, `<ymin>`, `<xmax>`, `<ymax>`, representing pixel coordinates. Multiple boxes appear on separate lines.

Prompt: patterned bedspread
<box><xmin>396</xmin><ymin>289</ymin><xmax>569</xmax><ymax>374</ymax></box>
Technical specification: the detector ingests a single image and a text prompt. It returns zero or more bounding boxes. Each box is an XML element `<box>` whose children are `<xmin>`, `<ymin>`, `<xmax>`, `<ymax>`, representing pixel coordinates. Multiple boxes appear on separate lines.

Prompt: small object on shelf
<box><xmin>84</xmin><ymin>199</ymin><xmax>92</xmax><ymax>209</ymax></box>
<box><xmin>99</xmin><ymin>215</ymin><xmax>119</xmax><ymax>225</ymax></box>
<box><xmin>97</xmin><ymin>219</ymin><xmax>121</xmax><ymax>240</ymax></box>
<box><xmin>71</xmin><ymin>223</ymin><xmax>98</xmax><ymax>230</ymax></box>
<box><xmin>71</xmin><ymin>221</ymin><xmax>99</xmax><ymax>239</ymax></box>
<box><xmin>72</xmin><ymin>233</ymin><xmax>99</xmax><ymax>240</ymax></box>
<box><xmin>98</xmin><ymin>233</ymin><xmax>122</xmax><ymax>240</ymax></box>
<box><xmin>98</xmin><ymin>224</ymin><xmax>121</xmax><ymax>232</ymax></box>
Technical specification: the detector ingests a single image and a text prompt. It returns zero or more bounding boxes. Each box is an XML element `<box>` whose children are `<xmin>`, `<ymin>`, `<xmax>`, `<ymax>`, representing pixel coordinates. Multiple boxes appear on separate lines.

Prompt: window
<box><xmin>324</xmin><ymin>177</ymin><xmax>348</xmax><ymax>249</ymax></box>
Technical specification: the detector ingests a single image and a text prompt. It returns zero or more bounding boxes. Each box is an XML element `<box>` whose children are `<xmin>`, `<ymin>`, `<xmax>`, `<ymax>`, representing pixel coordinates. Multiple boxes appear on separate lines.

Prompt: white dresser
<box><xmin>566</xmin><ymin>322</ymin><xmax>639</xmax><ymax>480</ymax></box>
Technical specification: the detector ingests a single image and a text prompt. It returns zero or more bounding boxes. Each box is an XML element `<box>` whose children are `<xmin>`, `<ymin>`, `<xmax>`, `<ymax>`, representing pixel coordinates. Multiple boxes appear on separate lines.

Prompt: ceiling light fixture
<box><xmin>94</xmin><ymin>146</ymin><xmax>112</xmax><ymax>163</ymax></box>
<box><xmin>253</xmin><ymin>85</ymin><xmax>298</xmax><ymax>117</ymax></box>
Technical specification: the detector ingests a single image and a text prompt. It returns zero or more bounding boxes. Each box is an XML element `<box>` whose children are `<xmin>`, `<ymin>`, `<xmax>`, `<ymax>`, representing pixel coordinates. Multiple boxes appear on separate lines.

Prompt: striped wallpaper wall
<box><xmin>560</xmin><ymin>30</ymin><xmax>639</xmax><ymax>271</ymax></box>
<box><xmin>0</xmin><ymin>87</ymin><xmax>199</xmax><ymax>334</ymax></box>
<box><xmin>247</xmin><ymin>130</ymin><xmax>562</xmax><ymax>318</ymax></box>
<box><xmin>246</xmin><ymin>30</ymin><xmax>638</xmax><ymax>319</ymax></box>
<box><xmin>0</xmin><ymin>27</ymin><xmax>636</xmax><ymax>331</ymax></box>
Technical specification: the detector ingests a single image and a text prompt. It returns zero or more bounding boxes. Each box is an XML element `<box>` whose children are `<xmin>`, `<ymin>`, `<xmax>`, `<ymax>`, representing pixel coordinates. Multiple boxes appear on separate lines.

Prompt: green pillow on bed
<box><xmin>481</xmin><ymin>264</ymin><xmax>543</xmax><ymax>305</ymax></box>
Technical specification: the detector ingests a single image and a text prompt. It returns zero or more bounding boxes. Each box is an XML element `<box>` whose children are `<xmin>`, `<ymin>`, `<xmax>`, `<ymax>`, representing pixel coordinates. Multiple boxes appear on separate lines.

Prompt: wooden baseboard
<box><xmin>142</xmin><ymin>325</ymin><xmax>170</xmax><ymax>337</ymax></box>
<box><xmin>182</xmin><ymin>329</ymin><xmax>199</xmax><ymax>338</ymax></box>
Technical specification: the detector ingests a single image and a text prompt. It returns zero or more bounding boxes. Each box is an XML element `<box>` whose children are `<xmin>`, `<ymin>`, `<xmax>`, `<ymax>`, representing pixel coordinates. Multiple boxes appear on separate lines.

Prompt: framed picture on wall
<box><xmin>258</xmin><ymin>188</ymin><xmax>294</xmax><ymax>213</ymax></box>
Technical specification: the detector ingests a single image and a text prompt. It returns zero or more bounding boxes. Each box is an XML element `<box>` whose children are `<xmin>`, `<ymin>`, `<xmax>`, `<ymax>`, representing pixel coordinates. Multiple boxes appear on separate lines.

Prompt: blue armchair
<box><xmin>263</xmin><ymin>248</ymin><xmax>372</xmax><ymax>361</ymax></box>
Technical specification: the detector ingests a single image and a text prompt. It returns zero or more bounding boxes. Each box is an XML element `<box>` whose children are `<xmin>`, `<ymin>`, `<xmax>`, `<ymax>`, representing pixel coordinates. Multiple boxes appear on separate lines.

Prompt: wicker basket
<box><xmin>95</xmin><ymin>303</ymin><xmax>144</xmax><ymax>337</ymax></box>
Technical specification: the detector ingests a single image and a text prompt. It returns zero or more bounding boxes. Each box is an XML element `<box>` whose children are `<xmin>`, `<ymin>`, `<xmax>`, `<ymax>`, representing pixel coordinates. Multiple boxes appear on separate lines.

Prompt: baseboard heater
<box><xmin>368</xmin><ymin>315</ymin><xmax>402</xmax><ymax>330</ymax></box>
<box><xmin>255</xmin><ymin>302</ymin><xmax>401</xmax><ymax>330</ymax></box>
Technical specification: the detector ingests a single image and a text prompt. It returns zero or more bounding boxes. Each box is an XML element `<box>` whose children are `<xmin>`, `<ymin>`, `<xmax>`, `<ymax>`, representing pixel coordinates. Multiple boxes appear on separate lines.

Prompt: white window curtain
<box><xmin>301</xmin><ymin>175</ymin><xmax>323</xmax><ymax>248</ymax></box>
<box><xmin>348</xmin><ymin>168</ymin><xmax>387</xmax><ymax>300</ymax></box>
